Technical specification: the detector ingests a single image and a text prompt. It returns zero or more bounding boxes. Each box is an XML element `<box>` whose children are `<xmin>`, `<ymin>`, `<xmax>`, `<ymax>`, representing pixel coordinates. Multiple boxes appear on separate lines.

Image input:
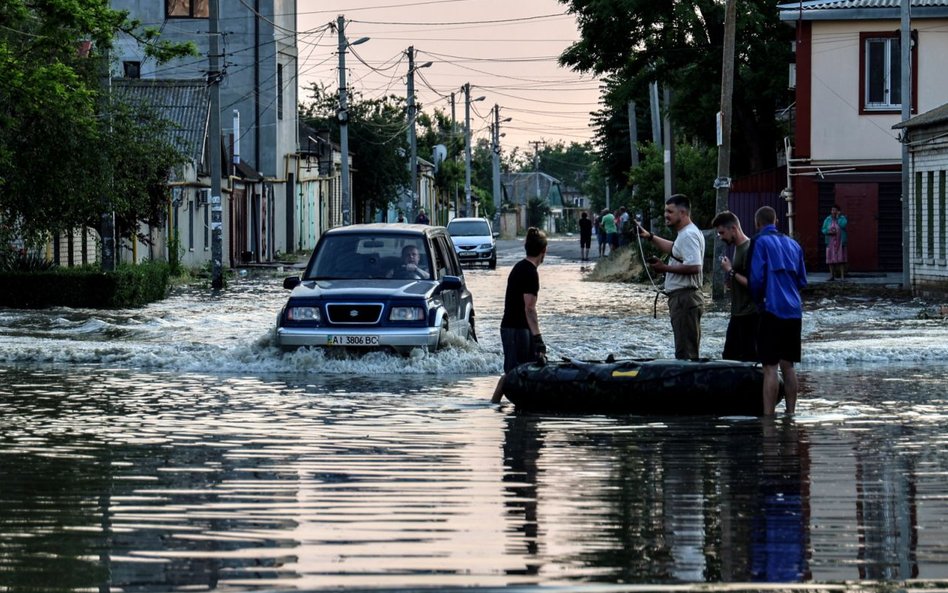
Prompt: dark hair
<box><xmin>832</xmin><ymin>203</ymin><xmax>841</xmax><ymax>210</ymax></box>
<box><xmin>711</xmin><ymin>210</ymin><xmax>740</xmax><ymax>229</ymax></box>
<box><xmin>755</xmin><ymin>206</ymin><xmax>777</xmax><ymax>226</ymax></box>
<box><xmin>524</xmin><ymin>227</ymin><xmax>548</xmax><ymax>257</ymax></box>
<box><xmin>581</xmin><ymin>211</ymin><xmax>588</xmax><ymax>219</ymax></box>
<box><xmin>666</xmin><ymin>193</ymin><xmax>690</xmax><ymax>211</ymax></box>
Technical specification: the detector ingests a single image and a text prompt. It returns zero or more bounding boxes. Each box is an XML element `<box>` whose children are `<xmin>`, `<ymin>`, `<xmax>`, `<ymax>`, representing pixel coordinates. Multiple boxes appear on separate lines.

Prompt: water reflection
<box><xmin>500</xmin><ymin>415</ymin><xmax>815</xmax><ymax>584</ymax></box>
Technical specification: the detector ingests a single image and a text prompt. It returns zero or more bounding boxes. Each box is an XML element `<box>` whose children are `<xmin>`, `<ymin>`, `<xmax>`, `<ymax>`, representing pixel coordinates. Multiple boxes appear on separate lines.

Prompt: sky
<box><xmin>295</xmin><ymin>0</ymin><xmax>602</xmax><ymax>159</ymax></box>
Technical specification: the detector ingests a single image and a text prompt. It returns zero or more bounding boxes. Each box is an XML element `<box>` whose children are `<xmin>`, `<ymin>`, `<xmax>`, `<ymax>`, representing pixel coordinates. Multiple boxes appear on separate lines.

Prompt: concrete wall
<box><xmin>809</xmin><ymin>19</ymin><xmax>948</xmax><ymax>163</ymax></box>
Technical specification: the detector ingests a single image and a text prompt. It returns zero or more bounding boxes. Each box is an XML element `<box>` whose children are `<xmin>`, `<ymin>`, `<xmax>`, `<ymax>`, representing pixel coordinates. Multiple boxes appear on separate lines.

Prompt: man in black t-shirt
<box><xmin>578</xmin><ymin>211</ymin><xmax>593</xmax><ymax>261</ymax></box>
<box><xmin>492</xmin><ymin>227</ymin><xmax>548</xmax><ymax>403</ymax></box>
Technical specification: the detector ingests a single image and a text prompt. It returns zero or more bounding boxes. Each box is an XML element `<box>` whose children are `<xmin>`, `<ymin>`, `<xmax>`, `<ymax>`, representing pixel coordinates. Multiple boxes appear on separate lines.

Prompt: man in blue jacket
<box><xmin>748</xmin><ymin>206</ymin><xmax>807</xmax><ymax>415</ymax></box>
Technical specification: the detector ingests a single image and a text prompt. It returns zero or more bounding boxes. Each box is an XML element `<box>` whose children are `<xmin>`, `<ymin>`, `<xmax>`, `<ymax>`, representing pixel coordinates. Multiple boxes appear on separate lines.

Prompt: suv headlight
<box><xmin>479</xmin><ymin>243</ymin><xmax>493</xmax><ymax>249</ymax></box>
<box><xmin>389</xmin><ymin>306</ymin><xmax>425</xmax><ymax>321</ymax></box>
<box><xmin>287</xmin><ymin>306</ymin><xmax>321</xmax><ymax>321</ymax></box>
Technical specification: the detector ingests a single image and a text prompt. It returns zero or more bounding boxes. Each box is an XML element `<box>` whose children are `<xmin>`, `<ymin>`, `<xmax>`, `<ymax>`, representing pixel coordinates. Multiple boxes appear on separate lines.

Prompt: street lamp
<box><xmin>464</xmin><ymin>83</ymin><xmax>485</xmax><ymax>217</ymax></box>
<box><xmin>337</xmin><ymin>15</ymin><xmax>368</xmax><ymax>226</ymax></box>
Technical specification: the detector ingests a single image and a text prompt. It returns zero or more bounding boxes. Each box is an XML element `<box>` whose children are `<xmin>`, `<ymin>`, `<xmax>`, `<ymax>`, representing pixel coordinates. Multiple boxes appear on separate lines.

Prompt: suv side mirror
<box><xmin>492</xmin><ymin>231</ymin><xmax>499</xmax><ymax>238</ymax></box>
<box><xmin>283</xmin><ymin>276</ymin><xmax>301</xmax><ymax>290</ymax></box>
<box><xmin>439</xmin><ymin>275</ymin><xmax>463</xmax><ymax>291</ymax></box>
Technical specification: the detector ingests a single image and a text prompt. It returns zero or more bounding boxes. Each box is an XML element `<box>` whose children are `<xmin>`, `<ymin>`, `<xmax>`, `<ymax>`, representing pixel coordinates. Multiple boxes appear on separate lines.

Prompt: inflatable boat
<box><xmin>501</xmin><ymin>358</ymin><xmax>780</xmax><ymax>416</ymax></box>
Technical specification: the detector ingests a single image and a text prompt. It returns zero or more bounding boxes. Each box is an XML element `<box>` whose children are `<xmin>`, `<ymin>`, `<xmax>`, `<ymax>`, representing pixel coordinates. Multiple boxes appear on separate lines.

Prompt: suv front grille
<box><xmin>326</xmin><ymin>303</ymin><xmax>383</xmax><ymax>324</ymax></box>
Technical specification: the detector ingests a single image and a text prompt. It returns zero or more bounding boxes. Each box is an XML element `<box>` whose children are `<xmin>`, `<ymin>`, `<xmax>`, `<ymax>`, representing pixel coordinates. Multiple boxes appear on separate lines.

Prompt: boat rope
<box><xmin>635</xmin><ymin>219</ymin><xmax>666</xmax><ymax>319</ymax></box>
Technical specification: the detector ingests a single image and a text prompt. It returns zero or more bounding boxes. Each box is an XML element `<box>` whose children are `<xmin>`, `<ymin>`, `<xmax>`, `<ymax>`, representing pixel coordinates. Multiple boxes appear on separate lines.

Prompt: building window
<box><xmin>928</xmin><ymin>170</ymin><xmax>935</xmax><ymax>257</ymax></box>
<box><xmin>940</xmin><ymin>171</ymin><xmax>946</xmax><ymax>260</ymax></box>
<box><xmin>277</xmin><ymin>64</ymin><xmax>284</xmax><ymax>120</ymax></box>
<box><xmin>915</xmin><ymin>171</ymin><xmax>923</xmax><ymax>258</ymax></box>
<box><xmin>123</xmin><ymin>61</ymin><xmax>141</xmax><ymax>79</ymax></box>
<box><xmin>167</xmin><ymin>0</ymin><xmax>208</xmax><ymax>19</ymax></box>
<box><xmin>188</xmin><ymin>199</ymin><xmax>195</xmax><ymax>251</ymax></box>
<box><xmin>859</xmin><ymin>32</ymin><xmax>917</xmax><ymax>114</ymax></box>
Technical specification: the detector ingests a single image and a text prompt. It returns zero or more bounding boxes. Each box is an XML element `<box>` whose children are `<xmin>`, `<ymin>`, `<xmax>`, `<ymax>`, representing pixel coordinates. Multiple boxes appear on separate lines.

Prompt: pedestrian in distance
<box><xmin>601</xmin><ymin>209</ymin><xmax>617</xmax><ymax>255</ymax></box>
<box><xmin>748</xmin><ymin>206</ymin><xmax>807</xmax><ymax>416</ymax></box>
<box><xmin>595</xmin><ymin>211</ymin><xmax>606</xmax><ymax>257</ymax></box>
<box><xmin>821</xmin><ymin>204</ymin><xmax>847</xmax><ymax>281</ymax></box>
<box><xmin>637</xmin><ymin>194</ymin><xmax>705</xmax><ymax>360</ymax></box>
<box><xmin>415</xmin><ymin>208</ymin><xmax>430</xmax><ymax>225</ymax></box>
<box><xmin>618</xmin><ymin>206</ymin><xmax>630</xmax><ymax>247</ymax></box>
<box><xmin>578</xmin><ymin>211</ymin><xmax>593</xmax><ymax>261</ymax></box>
<box><xmin>712</xmin><ymin>211</ymin><xmax>758</xmax><ymax>362</ymax></box>
<box><xmin>492</xmin><ymin>227</ymin><xmax>549</xmax><ymax>403</ymax></box>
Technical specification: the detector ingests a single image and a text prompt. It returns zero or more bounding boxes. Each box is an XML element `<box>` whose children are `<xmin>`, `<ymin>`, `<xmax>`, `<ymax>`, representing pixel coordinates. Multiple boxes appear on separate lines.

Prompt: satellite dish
<box><xmin>432</xmin><ymin>144</ymin><xmax>447</xmax><ymax>172</ymax></box>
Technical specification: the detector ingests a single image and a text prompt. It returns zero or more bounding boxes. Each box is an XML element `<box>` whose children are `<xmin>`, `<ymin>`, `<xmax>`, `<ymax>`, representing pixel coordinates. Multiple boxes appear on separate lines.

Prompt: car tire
<box><xmin>436</xmin><ymin>319</ymin><xmax>449</xmax><ymax>351</ymax></box>
<box><xmin>488</xmin><ymin>253</ymin><xmax>497</xmax><ymax>269</ymax></box>
<box><xmin>467</xmin><ymin>314</ymin><xmax>477</xmax><ymax>342</ymax></box>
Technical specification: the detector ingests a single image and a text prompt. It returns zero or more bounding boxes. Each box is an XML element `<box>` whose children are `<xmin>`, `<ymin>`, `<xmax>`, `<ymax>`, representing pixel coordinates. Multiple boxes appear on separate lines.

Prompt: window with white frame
<box><xmin>864</xmin><ymin>36</ymin><xmax>902</xmax><ymax>110</ymax></box>
<box><xmin>860</xmin><ymin>31</ymin><xmax>917</xmax><ymax>114</ymax></box>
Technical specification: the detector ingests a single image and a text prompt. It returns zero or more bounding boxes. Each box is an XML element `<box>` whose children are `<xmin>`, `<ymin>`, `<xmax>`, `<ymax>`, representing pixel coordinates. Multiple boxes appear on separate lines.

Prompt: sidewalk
<box><xmin>806</xmin><ymin>271</ymin><xmax>904</xmax><ymax>288</ymax></box>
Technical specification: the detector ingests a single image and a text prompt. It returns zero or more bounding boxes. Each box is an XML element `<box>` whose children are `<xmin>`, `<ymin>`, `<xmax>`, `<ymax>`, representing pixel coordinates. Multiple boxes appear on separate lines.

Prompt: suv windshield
<box><xmin>447</xmin><ymin>220</ymin><xmax>490</xmax><ymax>237</ymax></box>
<box><xmin>305</xmin><ymin>234</ymin><xmax>431</xmax><ymax>280</ymax></box>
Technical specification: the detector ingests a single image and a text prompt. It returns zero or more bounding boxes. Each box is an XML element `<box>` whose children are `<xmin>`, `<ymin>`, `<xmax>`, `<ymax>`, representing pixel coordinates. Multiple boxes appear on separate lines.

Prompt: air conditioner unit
<box><xmin>196</xmin><ymin>189</ymin><xmax>210</xmax><ymax>206</ymax></box>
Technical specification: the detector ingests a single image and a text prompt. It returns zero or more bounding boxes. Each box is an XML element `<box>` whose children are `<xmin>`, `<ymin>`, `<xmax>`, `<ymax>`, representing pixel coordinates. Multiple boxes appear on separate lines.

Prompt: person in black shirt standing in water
<box><xmin>491</xmin><ymin>228</ymin><xmax>548</xmax><ymax>403</ymax></box>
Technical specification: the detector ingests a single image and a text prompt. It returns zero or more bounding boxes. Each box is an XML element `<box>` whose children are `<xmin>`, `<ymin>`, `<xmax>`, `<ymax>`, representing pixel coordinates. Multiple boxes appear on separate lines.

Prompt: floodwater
<box><xmin>1</xmin><ymin>239</ymin><xmax>947</xmax><ymax>592</ymax></box>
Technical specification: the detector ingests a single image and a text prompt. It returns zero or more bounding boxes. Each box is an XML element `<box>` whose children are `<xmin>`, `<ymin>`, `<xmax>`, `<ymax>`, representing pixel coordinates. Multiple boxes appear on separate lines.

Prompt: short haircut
<box><xmin>524</xmin><ymin>227</ymin><xmax>548</xmax><ymax>257</ymax></box>
<box><xmin>402</xmin><ymin>244</ymin><xmax>419</xmax><ymax>257</ymax></box>
<box><xmin>666</xmin><ymin>194</ymin><xmax>690</xmax><ymax>212</ymax></box>
<box><xmin>755</xmin><ymin>206</ymin><xmax>777</xmax><ymax>227</ymax></box>
<box><xmin>581</xmin><ymin>211</ymin><xmax>588</xmax><ymax>219</ymax></box>
<box><xmin>832</xmin><ymin>203</ymin><xmax>841</xmax><ymax>210</ymax></box>
<box><xmin>711</xmin><ymin>210</ymin><xmax>740</xmax><ymax>229</ymax></box>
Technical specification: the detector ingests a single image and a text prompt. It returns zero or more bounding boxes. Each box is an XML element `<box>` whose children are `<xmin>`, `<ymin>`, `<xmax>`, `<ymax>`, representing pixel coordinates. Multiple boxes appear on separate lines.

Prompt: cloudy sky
<box><xmin>296</xmin><ymin>0</ymin><xmax>602</xmax><ymax>157</ymax></box>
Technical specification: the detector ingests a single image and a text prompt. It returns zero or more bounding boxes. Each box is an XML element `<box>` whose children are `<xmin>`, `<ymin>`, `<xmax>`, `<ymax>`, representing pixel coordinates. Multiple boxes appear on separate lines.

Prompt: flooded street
<box><xmin>2</xmin><ymin>239</ymin><xmax>948</xmax><ymax>591</ymax></box>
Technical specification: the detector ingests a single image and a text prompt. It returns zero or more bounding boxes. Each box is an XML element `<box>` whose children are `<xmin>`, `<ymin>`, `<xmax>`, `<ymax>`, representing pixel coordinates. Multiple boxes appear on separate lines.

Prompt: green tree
<box><xmin>559</xmin><ymin>0</ymin><xmax>792</xmax><ymax>177</ymax></box>
<box><xmin>301</xmin><ymin>85</ymin><xmax>410</xmax><ymax>221</ymax></box>
<box><xmin>0</xmin><ymin>0</ymin><xmax>195</xmax><ymax>253</ymax></box>
<box><xmin>629</xmin><ymin>141</ymin><xmax>717</xmax><ymax>232</ymax></box>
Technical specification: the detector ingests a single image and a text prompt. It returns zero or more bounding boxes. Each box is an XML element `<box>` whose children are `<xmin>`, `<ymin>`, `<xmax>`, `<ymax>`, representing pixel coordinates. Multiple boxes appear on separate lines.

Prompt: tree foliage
<box><xmin>559</xmin><ymin>0</ymin><xmax>792</xmax><ymax>182</ymax></box>
<box><xmin>301</xmin><ymin>85</ymin><xmax>410</xmax><ymax>221</ymax></box>
<box><xmin>629</xmin><ymin>141</ymin><xmax>717</xmax><ymax>231</ymax></box>
<box><xmin>0</xmin><ymin>0</ymin><xmax>196</xmax><ymax>252</ymax></box>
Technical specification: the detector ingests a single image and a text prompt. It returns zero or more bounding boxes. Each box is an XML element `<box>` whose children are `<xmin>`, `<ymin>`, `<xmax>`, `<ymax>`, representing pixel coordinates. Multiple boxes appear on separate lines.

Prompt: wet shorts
<box><xmin>500</xmin><ymin>327</ymin><xmax>537</xmax><ymax>373</ymax></box>
<box><xmin>756</xmin><ymin>312</ymin><xmax>801</xmax><ymax>365</ymax></box>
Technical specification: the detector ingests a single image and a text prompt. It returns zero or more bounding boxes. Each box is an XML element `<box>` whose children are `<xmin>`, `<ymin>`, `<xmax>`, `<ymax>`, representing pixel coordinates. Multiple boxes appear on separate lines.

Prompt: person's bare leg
<box><xmin>762</xmin><ymin>364</ymin><xmax>780</xmax><ymax>415</ymax></box>
<box><xmin>779</xmin><ymin>360</ymin><xmax>798</xmax><ymax>414</ymax></box>
<box><xmin>491</xmin><ymin>374</ymin><xmax>506</xmax><ymax>403</ymax></box>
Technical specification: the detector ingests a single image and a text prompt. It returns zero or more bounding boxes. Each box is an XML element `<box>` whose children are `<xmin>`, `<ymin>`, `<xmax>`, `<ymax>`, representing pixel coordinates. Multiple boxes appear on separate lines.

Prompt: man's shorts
<box><xmin>756</xmin><ymin>312</ymin><xmax>801</xmax><ymax>366</ymax></box>
<box><xmin>501</xmin><ymin>327</ymin><xmax>536</xmax><ymax>373</ymax></box>
<box><xmin>580</xmin><ymin>236</ymin><xmax>591</xmax><ymax>249</ymax></box>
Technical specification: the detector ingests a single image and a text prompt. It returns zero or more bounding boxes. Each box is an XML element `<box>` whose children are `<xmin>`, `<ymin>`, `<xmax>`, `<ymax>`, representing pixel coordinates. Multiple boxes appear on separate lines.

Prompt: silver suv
<box><xmin>446</xmin><ymin>217</ymin><xmax>497</xmax><ymax>269</ymax></box>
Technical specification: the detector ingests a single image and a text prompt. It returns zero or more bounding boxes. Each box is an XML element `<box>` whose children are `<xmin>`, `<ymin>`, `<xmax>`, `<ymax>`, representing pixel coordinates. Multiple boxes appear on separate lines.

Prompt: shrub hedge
<box><xmin>0</xmin><ymin>261</ymin><xmax>171</xmax><ymax>309</ymax></box>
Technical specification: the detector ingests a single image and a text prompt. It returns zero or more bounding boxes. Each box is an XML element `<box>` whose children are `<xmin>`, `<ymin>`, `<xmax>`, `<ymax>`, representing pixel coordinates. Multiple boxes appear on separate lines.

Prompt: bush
<box><xmin>0</xmin><ymin>261</ymin><xmax>171</xmax><ymax>309</ymax></box>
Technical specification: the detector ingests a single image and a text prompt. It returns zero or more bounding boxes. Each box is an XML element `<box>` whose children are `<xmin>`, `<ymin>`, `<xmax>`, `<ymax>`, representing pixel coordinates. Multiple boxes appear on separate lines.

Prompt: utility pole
<box><xmin>335</xmin><ymin>16</ymin><xmax>367</xmax><ymax>226</ymax></box>
<box><xmin>492</xmin><ymin>104</ymin><xmax>511</xmax><ymax>211</ymax></box>
<box><xmin>900</xmin><ymin>0</ymin><xmax>912</xmax><ymax>289</ymax></box>
<box><xmin>663</xmin><ymin>86</ymin><xmax>675</xmax><ymax>199</ymax></box>
<box><xmin>406</xmin><ymin>47</ymin><xmax>431</xmax><ymax>222</ymax></box>
<box><xmin>649</xmin><ymin>81</ymin><xmax>662</xmax><ymax>146</ymax></box>
<box><xmin>209</xmin><ymin>0</ymin><xmax>224</xmax><ymax>289</ymax></box>
<box><xmin>463</xmin><ymin>83</ymin><xmax>484</xmax><ymax>216</ymax></box>
<box><xmin>336</xmin><ymin>16</ymin><xmax>352</xmax><ymax>226</ymax></box>
<box><xmin>713</xmin><ymin>0</ymin><xmax>737</xmax><ymax>300</ymax></box>
<box><xmin>530</xmin><ymin>140</ymin><xmax>544</xmax><ymax>200</ymax></box>
<box><xmin>628</xmin><ymin>100</ymin><xmax>639</xmax><ymax>169</ymax></box>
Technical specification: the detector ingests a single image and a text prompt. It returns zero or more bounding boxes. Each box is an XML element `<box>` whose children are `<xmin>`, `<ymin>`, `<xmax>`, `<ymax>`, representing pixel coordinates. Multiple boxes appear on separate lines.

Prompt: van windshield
<box><xmin>447</xmin><ymin>220</ymin><xmax>490</xmax><ymax>237</ymax></box>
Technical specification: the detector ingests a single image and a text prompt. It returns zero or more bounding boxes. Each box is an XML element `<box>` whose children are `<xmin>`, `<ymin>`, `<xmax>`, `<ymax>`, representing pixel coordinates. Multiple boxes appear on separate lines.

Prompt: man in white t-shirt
<box><xmin>637</xmin><ymin>194</ymin><xmax>705</xmax><ymax>359</ymax></box>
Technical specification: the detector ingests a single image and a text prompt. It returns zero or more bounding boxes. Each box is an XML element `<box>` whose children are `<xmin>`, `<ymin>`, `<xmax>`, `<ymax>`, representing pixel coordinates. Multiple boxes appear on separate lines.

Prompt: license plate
<box><xmin>325</xmin><ymin>335</ymin><xmax>380</xmax><ymax>346</ymax></box>
<box><xmin>459</xmin><ymin>251</ymin><xmax>476</xmax><ymax>257</ymax></box>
